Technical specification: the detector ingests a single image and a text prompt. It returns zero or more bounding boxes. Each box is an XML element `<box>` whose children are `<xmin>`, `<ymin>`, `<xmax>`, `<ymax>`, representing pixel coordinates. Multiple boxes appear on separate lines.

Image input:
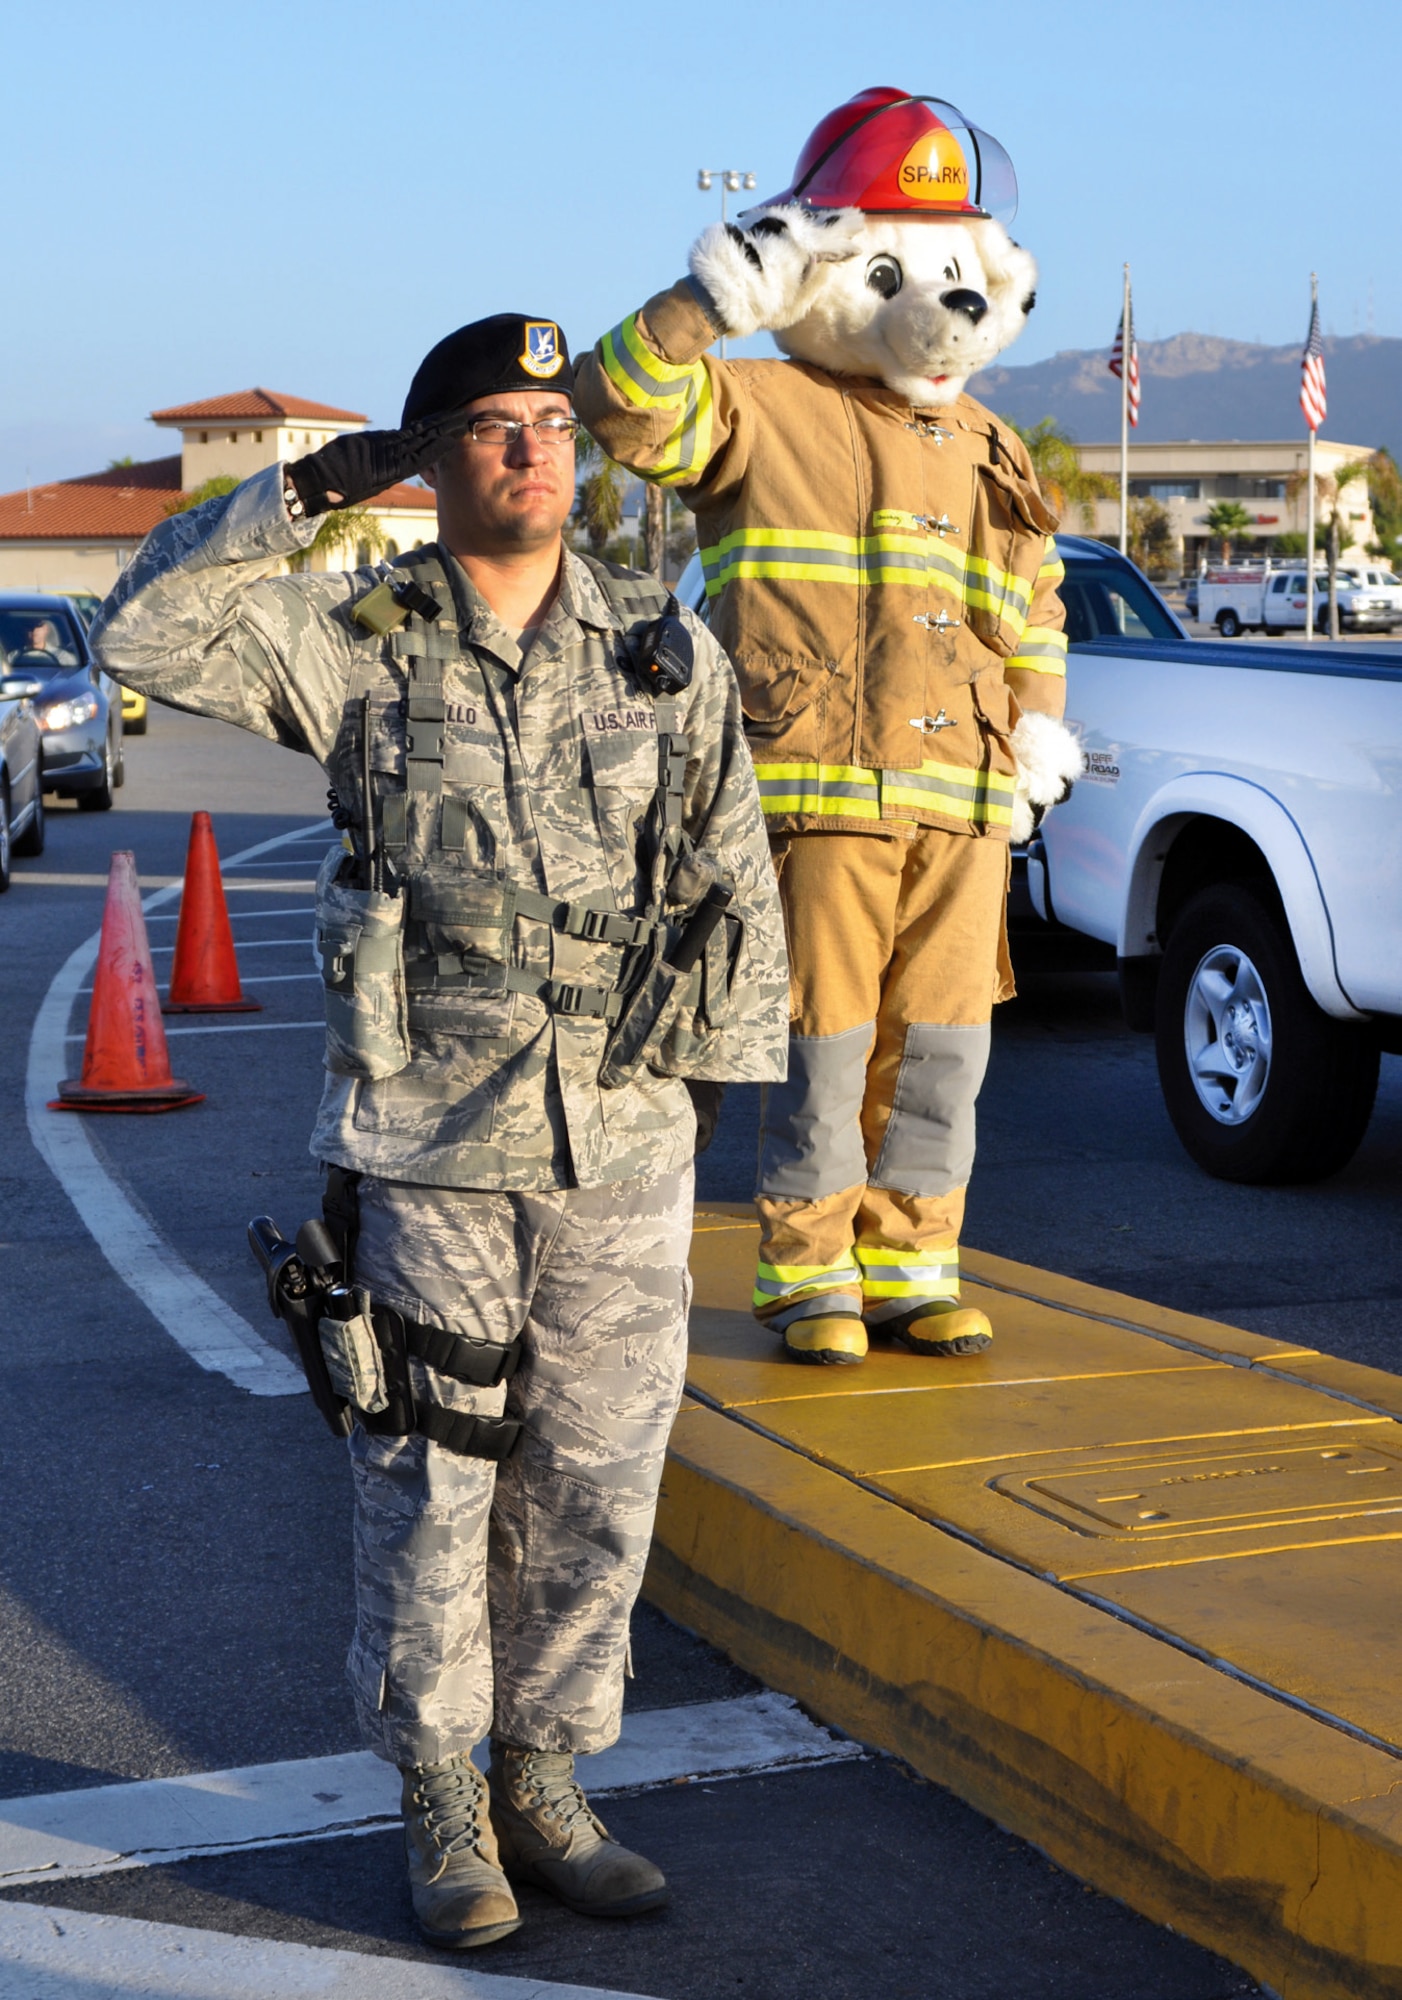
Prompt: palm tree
<box><xmin>1202</xmin><ymin>501</ymin><xmax>1255</xmax><ymax>563</ymax></box>
<box><xmin>1284</xmin><ymin>459</ymin><xmax>1372</xmax><ymax>638</ymax></box>
<box><xmin>574</xmin><ymin>431</ymin><xmax>627</xmax><ymax>554</ymax></box>
<box><xmin>1001</xmin><ymin>417</ymin><xmax>1116</xmax><ymax>528</ymax></box>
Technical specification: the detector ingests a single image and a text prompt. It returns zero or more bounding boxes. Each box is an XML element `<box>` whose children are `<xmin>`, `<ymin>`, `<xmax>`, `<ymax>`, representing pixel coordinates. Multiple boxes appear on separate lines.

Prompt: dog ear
<box><xmin>970</xmin><ymin>221</ymin><xmax>1039</xmax><ymax>329</ymax></box>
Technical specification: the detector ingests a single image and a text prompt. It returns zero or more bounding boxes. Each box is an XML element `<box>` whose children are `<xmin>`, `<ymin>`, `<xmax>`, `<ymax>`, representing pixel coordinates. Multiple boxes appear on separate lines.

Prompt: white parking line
<box><xmin>0</xmin><ymin>1902</ymin><xmax>663</xmax><ymax>2000</ymax></box>
<box><xmin>146</xmin><ymin>908</ymin><xmax>316</xmax><ymax>922</ymax></box>
<box><xmin>148</xmin><ymin>938</ymin><xmax>312</xmax><ymax>954</ymax></box>
<box><xmin>24</xmin><ymin>821</ymin><xmax>325</xmax><ymax>1401</ymax></box>
<box><xmin>0</xmin><ymin>1695</ymin><xmax>858</xmax><ymax>1887</ymax></box>
<box><xmin>225</xmin><ymin>859</ymin><xmax>324</xmax><ymax>870</ymax></box>
<box><xmin>63</xmin><ymin>1022</ymin><xmax>324</xmax><ymax>1041</ymax></box>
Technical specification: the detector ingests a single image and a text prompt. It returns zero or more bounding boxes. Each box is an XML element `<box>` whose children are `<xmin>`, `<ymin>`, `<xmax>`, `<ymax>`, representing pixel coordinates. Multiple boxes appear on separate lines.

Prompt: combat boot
<box><xmin>888</xmin><ymin>1300</ymin><xmax>992</xmax><ymax>1356</ymax></box>
<box><xmin>782</xmin><ymin>1313</ymin><xmax>868</xmax><ymax>1365</ymax></box>
<box><xmin>489</xmin><ymin>1743</ymin><xmax>670</xmax><ymax>1917</ymax></box>
<box><xmin>401</xmin><ymin>1753</ymin><xmax>521</xmax><ymax>1949</ymax></box>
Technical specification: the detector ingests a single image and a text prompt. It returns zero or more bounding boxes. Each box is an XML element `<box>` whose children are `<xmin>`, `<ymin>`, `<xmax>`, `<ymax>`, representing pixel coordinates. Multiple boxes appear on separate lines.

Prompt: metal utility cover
<box><xmin>996</xmin><ymin>1438</ymin><xmax>1402</xmax><ymax>1538</ymax></box>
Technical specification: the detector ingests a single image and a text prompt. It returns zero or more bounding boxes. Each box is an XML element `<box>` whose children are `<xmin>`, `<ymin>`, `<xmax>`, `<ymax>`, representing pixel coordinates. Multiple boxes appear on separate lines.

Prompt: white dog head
<box><xmin>690</xmin><ymin>205</ymin><xmax>1037</xmax><ymax>407</ymax></box>
<box><xmin>777</xmin><ymin>212</ymin><xmax>1037</xmax><ymax>406</ymax></box>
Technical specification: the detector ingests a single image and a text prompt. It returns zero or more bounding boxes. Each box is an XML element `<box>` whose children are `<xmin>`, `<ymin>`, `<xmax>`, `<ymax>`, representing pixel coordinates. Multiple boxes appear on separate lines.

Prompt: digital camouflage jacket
<box><xmin>574</xmin><ymin>278</ymin><xmax>1068</xmax><ymax>841</ymax></box>
<box><xmin>91</xmin><ymin>463</ymin><xmax>788</xmax><ymax>1191</ymax></box>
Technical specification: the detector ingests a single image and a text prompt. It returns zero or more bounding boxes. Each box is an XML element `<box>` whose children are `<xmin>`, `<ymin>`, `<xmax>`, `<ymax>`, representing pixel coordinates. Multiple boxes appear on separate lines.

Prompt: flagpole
<box><xmin>1304</xmin><ymin>272</ymin><xmax>1318</xmax><ymax>645</ymax></box>
<box><xmin>1119</xmin><ymin>262</ymin><xmax>1130</xmax><ymax>557</ymax></box>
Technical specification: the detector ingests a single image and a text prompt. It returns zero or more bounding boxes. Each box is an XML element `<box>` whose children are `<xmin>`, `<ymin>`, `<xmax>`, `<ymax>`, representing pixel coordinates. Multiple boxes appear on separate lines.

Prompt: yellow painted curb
<box><xmin>645</xmin><ymin>1212</ymin><xmax>1402</xmax><ymax>1999</ymax></box>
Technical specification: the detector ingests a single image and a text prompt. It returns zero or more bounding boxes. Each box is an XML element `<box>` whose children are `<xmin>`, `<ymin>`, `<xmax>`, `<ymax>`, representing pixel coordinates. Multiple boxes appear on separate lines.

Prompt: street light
<box><xmin>698</xmin><ymin>168</ymin><xmax>756</xmax><ymax>358</ymax></box>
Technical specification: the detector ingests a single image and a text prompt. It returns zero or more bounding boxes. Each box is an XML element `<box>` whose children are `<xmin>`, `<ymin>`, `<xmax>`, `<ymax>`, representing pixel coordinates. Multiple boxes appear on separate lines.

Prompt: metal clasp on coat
<box><xmin>914</xmin><ymin>610</ymin><xmax>961</xmax><ymax>632</ymax></box>
<box><xmin>913</xmin><ymin>513</ymin><xmax>959</xmax><ymax>538</ymax></box>
<box><xmin>905</xmin><ymin>420</ymin><xmax>954</xmax><ymax>444</ymax></box>
<box><xmin>909</xmin><ymin>710</ymin><xmax>956</xmax><ymax>735</ymax></box>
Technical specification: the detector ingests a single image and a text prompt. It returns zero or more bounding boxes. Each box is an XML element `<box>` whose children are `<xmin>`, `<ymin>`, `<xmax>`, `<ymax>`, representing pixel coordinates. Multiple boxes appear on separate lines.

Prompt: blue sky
<box><xmin>3</xmin><ymin>0</ymin><xmax>1394</xmax><ymax>490</ymax></box>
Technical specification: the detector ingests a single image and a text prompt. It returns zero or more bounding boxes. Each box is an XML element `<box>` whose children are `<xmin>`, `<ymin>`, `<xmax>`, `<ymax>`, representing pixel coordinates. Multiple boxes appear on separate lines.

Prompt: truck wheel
<box><xmin>1216</xmin><ymin>610</ymin><xmax>1242</xmax><ymax>637</ymax></box>
<box><xmin>1156</xmin><ymin>883</ymin><xmax>1379</xmax><ymax>1183</ymax></box>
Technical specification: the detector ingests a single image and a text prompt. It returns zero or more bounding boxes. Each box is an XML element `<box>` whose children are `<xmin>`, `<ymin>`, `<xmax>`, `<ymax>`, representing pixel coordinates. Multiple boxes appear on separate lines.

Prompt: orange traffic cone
<box><xmin>162</xmin><ymin>811</ymin><xmax>262</xmax><ymax>1014</ymax></box>
<box><xmin>50</xmin><ymin>851</ymin><xmax>204</xmax><ymax>1113</ymax></box>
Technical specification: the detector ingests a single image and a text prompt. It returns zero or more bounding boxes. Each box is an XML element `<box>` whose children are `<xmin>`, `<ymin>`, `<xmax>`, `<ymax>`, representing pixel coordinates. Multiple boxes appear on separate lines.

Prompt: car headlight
<box><xmin>37</xmin><ymin>693</ymin><xmax>101</xmax><ymax>732</ymax></box>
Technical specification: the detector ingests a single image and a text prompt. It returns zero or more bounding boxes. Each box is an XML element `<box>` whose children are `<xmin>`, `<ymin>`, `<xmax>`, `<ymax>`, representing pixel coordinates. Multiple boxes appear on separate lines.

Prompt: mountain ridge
<box><xmin>969</xmin><ymin>333</ymin><xmax>1401</xmax><ymax>456</ymax></box>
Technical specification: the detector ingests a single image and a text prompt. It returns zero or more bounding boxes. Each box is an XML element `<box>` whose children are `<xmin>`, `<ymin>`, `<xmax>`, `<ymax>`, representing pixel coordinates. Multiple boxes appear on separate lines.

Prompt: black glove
<box><xmin>286</xmin><ymin>411</ymin><xmax>471</xmax><ymax>518</ymax></box>
<box><xmin>685</xmin><ymin>1079</ymin><xmax>726</xmax><ymax>1156</ymax></box>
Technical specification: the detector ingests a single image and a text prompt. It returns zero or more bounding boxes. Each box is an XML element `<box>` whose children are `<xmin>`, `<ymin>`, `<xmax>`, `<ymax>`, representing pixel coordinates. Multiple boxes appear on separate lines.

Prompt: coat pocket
<box><xmin>965</xmin><ymin>462</ymin><xmax>1058</xmax><ymax>658</ymax></box>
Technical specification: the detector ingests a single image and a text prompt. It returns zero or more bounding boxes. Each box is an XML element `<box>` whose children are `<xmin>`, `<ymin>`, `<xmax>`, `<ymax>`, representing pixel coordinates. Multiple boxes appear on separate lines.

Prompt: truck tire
<box><xmin>1155</xmin><ymin>882</ymin><xmax>1379</xmax><ymax>1184</ymax></box>
<box><xmin>1216</xmin><ymin>609</ymin><xmax>1242</xmax><ymax>637</ymax></box>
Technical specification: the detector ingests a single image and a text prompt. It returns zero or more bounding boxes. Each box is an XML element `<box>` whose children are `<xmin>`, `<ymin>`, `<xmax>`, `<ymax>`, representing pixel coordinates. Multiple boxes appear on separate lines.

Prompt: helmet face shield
<box><xmin>754</xmin><ymin>88</ymin><xmax>1019</xmax><ymax>225</ymax></box>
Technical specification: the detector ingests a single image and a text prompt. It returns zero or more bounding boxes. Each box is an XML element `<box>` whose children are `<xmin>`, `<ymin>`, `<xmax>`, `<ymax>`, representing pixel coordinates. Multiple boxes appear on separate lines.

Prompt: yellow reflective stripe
<box><xmin>598</xmin><ymin>314</ymin><xmax>714</xmax><ymax>487</ymax></box>
<box><xmin>698</xmin><ymin>528</ymin><xmax>1023</xmax><ymax>619</ymax></box>
<box><xmin>855</xmin><ymin>1242</ymin><xmax>960</xmax><ymax>1299</ymax></box>
<box><xmin>756</xmin><ymin>761</ymin><xmax>1014</xmax><ymax>827</ymax></box>
<box><xmin>1006</xmin><ymin>625</ymin><xmax>1068</xmax><ymax>677</ymax></box>
<box><xmin>753</xmin><ymin>763</ymin><xmax>882</xmax><ymax>819</ymax></box>
<box><xmin>753</xmin><ymin>1253</ymin><xmax>861</xmax><ymax>1307</ymax></box>
<box><xmin>1038</xmin><ymin>536</ymin><xmax>1065</xmax><ymax>583</ymax></box>
<box><xmin>881</xmin><ymin>760</ymin><xmax>1016</xmax><ymax>828</ymax></box>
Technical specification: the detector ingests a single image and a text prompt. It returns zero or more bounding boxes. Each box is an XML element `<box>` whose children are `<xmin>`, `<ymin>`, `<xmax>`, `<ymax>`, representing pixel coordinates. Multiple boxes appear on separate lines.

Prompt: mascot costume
<box><xmin>576</xmin><ymin>88</ymin><xmax>1079</xmax><ymax>1366</ymax></box>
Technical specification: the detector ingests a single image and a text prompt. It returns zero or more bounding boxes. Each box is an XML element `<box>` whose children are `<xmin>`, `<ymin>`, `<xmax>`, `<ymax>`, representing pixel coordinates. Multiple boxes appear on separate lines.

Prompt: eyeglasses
<box><xmin>465</xmin><ymin>416</ymin><xmax>580</xmax><ymax>448</ymax></box>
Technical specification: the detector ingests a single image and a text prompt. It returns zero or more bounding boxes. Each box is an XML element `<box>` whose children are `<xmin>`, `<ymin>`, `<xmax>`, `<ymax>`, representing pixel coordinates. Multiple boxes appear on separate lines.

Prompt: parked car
<box><xmin>60</xmin><ymin>588</ymin><xmax>146</xmax><ymax>733</ymax></box>
<box><xmin>0</xmin><ymin>594</ymin><xmax>123</xmax><ymax>809</ymax></box>
<box><xmin>1026</xmin><ymin>537</ymin><xmax>1400</xmax><ymax>1182</ymax></box>
<box><xmin>0</xmin><ymin>664</ymin><xmax>47</xmax><ymax>889</ymax></box>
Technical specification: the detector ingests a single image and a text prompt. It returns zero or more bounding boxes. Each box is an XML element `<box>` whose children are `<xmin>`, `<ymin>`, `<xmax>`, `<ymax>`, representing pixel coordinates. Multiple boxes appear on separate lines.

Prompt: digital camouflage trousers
<box><xmin>346</xmin><ymin>1164</ymin><xmax>693</xmax><ymax>1768</ymax></box>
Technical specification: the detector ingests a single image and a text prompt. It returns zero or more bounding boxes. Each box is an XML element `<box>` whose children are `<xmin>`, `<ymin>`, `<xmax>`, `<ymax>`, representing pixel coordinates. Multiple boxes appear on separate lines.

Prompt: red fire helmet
<box><xmin>756</xmin><ymin>87</ymin><xmax>1018</xmax><ymax>223</ymax></box>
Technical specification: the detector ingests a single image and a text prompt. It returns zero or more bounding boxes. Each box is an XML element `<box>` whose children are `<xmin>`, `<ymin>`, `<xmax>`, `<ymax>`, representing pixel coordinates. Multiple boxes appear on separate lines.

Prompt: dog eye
<box><xmin>865</xmin><ymin>256</ymin><xmax>903</xmax><ymax>299</ymax></box>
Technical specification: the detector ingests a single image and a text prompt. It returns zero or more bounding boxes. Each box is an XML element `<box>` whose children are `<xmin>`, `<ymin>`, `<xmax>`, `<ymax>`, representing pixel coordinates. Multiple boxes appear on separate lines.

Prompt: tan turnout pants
<box><xmin>347</xmin><ymin>1165</ymin><xmax>692</xmax><ymax>1768</ymax></box>
<box><xmin>754</xmin><ymin>828</ymin><xmax>1011</xmax><ymax>1331</ymax></box>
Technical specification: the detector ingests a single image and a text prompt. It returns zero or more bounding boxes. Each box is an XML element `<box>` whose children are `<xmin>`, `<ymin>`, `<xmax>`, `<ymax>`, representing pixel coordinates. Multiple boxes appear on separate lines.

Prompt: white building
<box><xmin>1074</xmin><ymin>438</ymin><xmax>1378</xmax><ymax>569</ymax></box>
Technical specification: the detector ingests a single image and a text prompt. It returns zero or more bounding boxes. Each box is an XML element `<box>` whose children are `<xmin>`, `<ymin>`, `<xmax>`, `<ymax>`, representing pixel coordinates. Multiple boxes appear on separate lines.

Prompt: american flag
<box><xmin>1300</xmin><ymin>295</ymin><xmax>1327</xmax><ymax>432</ymax></box>
<box><xmin>1109</xmin><ymin>307</ymin><xmax>1140</xmax><ymax>426</ymax></box>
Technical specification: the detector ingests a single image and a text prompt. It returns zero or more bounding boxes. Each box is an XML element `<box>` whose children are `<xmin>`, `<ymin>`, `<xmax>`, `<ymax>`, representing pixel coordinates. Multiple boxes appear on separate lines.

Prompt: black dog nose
<box><xmin>942</xmin><ymin>288</ymin><xmax>988</xmax><ymax>325</ymax></box>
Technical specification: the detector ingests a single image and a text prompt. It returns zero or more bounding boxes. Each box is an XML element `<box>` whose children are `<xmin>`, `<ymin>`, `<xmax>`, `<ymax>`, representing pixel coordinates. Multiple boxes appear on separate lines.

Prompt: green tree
<box><xmin>1128</xmin><ymin>497</ymin><xmax>1175</xmax><ymax>577</ymax></box>
<box><xmin>1202</xmin><ymin>500</ymin><xmax>1255</xmax><ymax>562</ymax></box>
<box><xmin>1364</xmin><ymin>448</ymin><xmax>1402</xmax><ymax>564</ymax></box>
<box><xmin>164</xmin><ymin>473</ymin><xmax>238</xmax><ymax>515</ymax></box>
<box><xmin>1285</xmin><ymin>458</ymin><xmax>1372</xmax><ymax>636</ymax></box>
<box><xmin>107</xmin><ymin>454</ymin><xmax>137</xmax><ymax>470</ymax></box>
<box><xmin>573</xmin><ymin>430</ymin><xmax>627</xmax><ymax>554</ymax></box>
<box><xmin>285</xmin><ymin>507</ymin><xmax>386</xmax><ymax>574</ymax></box>
<box><xmin>1001</xmin><ymin>416</ymin><xmax>1115</xmax><ymax>528</ymax></box>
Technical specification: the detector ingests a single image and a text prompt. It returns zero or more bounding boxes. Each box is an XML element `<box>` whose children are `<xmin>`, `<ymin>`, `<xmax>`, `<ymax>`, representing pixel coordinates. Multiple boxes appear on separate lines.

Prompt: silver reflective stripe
<box><xmin>769</xmin><ymin>1290</ymin><xmax>862</xmax><ymax>1332</ymax></box>
<box><xmin>868</xmin><ymin>1021</ymin><xmax>991</xmax><ymax>1196</ymax></box>
<box><xmin>757</xmin><ymin>1020</ymin><xmax>873</xmax><ymax>1199</ymax></box>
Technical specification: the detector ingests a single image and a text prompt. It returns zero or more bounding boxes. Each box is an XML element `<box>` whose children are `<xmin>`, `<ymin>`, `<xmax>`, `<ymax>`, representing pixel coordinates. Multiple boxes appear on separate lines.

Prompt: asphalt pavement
<box><xmin>5</xmin><ymin>699</ymin><xmax>1365</xmax><ymax>1997</ymax></box>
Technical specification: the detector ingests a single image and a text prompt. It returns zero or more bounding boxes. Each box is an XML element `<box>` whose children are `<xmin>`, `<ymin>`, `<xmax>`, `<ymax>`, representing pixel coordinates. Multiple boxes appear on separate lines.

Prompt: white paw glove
<box><xmin>688</xmin><ymin>205</ymin><xmax>864</xmax><ymax>337</ymax></box>
<box><xmin>1009</xmin><ymin>712</ymin><xmax>1082</xmax><ymax>844</ymax></box>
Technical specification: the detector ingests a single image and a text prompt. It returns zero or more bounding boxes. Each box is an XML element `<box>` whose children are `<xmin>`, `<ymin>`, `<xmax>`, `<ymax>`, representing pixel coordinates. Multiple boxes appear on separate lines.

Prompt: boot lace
<box><xmin>409</xmin><ymin>1757</ymin><xmax>487</xmax><ymax>1878</ymax></box>
<box><xmin>516</xmin><ymin>1750</ymin><xmax>606</xmax><ymax>1839</ymax></box>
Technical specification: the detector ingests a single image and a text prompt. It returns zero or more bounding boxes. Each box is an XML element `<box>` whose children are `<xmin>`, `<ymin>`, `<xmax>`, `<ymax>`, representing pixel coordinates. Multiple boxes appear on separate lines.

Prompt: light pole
<box><xmin>697</xmin><ymin>168</ymin><xmax>755</xmax><ymax>358</ymax></box>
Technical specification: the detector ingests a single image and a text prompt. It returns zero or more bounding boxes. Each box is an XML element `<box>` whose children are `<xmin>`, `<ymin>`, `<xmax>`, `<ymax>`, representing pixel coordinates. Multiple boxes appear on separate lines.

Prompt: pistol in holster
<box><xmin>247</xmin><ymin>1214</ymin><xmax>522</xmax><ymax>1461</ymax></box>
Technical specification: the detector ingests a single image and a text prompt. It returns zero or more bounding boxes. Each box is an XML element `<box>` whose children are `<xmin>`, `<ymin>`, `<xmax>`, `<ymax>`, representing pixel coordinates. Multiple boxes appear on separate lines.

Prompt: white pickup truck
<box><xmin>675</xmin><ymin>536</ymin><xmax>1400</xmax><ymax>1184</ymax></box>
<box><xmin>1198</xmin><ymin>562</ymin><xmax>1398</xmax><ymax>637</ymax></box>
<box><xmin>1025</xmin><ymin>536</ymin><xmax>1400</xmax><ymax>1183</ymax></box>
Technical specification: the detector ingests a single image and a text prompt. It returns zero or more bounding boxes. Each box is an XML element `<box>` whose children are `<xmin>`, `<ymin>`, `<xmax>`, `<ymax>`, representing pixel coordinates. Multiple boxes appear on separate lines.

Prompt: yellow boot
<box><xmin>889</xmin><ymin>1301</ymin><xmax>992</xmax><ymax>1357</ymax></box>
<box><xmin>782</xmin><ymin>1313</ymin><xmax>868</xmax><ymax>1366</ymax></box>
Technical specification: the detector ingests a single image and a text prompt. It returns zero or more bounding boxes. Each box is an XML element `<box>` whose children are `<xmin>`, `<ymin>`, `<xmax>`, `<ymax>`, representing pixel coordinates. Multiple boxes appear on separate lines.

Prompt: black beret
<box><xmin>401</xmin><ymin>314</ymin><xmax>574</xmax><ymax>427</ymax></box>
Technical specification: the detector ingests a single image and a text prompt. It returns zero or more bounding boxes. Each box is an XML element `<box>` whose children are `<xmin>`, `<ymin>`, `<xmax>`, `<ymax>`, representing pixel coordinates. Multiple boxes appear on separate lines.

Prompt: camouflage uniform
<box><xmin>92</xmin><ymin>461</ymin><xmax>786</xmax><ymax>1763</ymax></box>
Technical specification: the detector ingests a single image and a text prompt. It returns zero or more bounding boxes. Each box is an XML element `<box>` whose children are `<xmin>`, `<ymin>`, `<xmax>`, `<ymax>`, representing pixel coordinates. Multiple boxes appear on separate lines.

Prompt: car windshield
<box><xmin>1057</xmin><ymin>562</ymin><xmax>1181</xmax><ymax>644</ymax></box>
<box><xmin>0</xmin><ymin>609</ymin><xmax>83</xmax><ymax>670</ymax></box>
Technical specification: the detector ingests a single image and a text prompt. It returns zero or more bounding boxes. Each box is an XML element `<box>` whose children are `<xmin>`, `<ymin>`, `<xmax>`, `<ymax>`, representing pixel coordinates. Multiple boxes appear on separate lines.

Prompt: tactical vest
<box><xmin>314</xmin><ymin>547</ymin><xmax>739</xmax><ymax>1090</ymax></box>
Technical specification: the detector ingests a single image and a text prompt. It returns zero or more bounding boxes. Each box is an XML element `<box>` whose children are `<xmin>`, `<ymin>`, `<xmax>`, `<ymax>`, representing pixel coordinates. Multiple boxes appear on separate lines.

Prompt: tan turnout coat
<box><xmin>575</xmin><ymin>278</ymin><xmax>1069</xmax><ymax>841</ymax></box>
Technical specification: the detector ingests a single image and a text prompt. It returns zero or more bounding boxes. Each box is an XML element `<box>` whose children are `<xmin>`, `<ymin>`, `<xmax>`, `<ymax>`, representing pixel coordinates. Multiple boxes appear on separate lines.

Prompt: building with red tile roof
<box><xmin>0</xmin><ymin>392</ymin><xmax>436</xmax><ymax>595</ymax></box>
